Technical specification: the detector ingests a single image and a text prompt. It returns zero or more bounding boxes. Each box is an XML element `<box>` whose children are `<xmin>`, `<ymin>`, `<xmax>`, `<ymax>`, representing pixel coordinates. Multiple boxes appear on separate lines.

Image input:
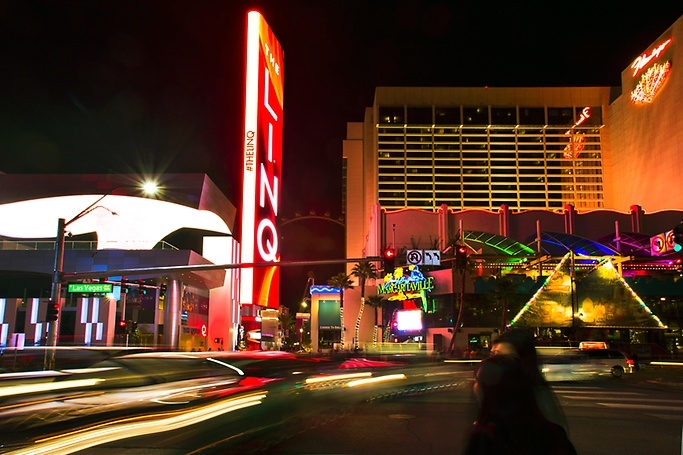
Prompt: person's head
<box><xmin>491</xmin><ymin>328</ymin><xmax>542</xmax><ymax>379</ymax></box>
<box><xmin>491</xmin><ymin>328</ymin><xmax>536</xmax><ymax>358</ymax></box>
<box><xmin>474</xmin><ymin>354</ymin><xmax>539</xmax><ymax>423</ymax></box>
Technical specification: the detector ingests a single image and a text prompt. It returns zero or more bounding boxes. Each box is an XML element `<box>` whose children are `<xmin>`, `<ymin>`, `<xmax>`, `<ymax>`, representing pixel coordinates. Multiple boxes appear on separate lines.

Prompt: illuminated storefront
<box><xmin>341</xmin><ymin>15</ymin><xmax>683</xmax><ymax>352</ymax></box>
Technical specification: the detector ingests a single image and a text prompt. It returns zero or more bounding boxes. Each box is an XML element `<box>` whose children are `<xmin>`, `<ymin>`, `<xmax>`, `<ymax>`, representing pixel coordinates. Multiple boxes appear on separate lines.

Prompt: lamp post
<box><xmin>44</xmin><ymin>182</ymin><xmax>159</xmax><ymax>370</ymax></box>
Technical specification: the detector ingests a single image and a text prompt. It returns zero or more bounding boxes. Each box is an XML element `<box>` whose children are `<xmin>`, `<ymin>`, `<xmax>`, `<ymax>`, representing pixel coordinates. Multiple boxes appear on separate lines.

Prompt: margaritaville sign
<box><xmin>377</xmin><ymin>265</ymin><xmax>434</xmax><ymax>301</ymax></box>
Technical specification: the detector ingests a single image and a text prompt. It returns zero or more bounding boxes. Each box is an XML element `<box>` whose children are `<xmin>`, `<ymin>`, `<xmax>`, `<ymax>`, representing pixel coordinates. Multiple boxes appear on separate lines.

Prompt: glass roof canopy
<box><xmin>462</xmin><ymin>230</ymin><xmax>621</xmax><ymax>258</ymax></box>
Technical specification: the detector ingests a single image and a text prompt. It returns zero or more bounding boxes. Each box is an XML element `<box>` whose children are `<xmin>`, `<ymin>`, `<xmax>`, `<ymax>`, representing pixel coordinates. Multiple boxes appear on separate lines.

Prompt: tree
<box><xmin>446</xmin><ymin>234</ymin><xmax>473</xmax><ymax>356</ymax></box>
<box><xmin>327</xmin><ymin>272</ymin><xmax>353</xmax><ymax>349</ymax></box>
<box><xmin>278</xmin><ymin>312</ymin><xmax>296</xmax><ymax>349</ymax></box>
<box><xmin>351</xmin><ymin>262</ymin><xmax>378</xmax><ymax>349</ymax></box>
<box><xmin>490</xmin><ymin>276</ymin><xmax>516</xmax><ymax>330</ymax></box>
<box><xmin>365</xmin><ymin>294</ymin><xmax>386</xmax><ymax>345</ymax></box>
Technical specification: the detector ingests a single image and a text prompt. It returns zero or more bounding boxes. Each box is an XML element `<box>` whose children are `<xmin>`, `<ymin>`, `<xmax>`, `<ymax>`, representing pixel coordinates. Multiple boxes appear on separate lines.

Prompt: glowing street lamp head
<box><xmin>142</xmin><ymin>181</ymin><xmax>160</xmax><ymax>196</ymax></box>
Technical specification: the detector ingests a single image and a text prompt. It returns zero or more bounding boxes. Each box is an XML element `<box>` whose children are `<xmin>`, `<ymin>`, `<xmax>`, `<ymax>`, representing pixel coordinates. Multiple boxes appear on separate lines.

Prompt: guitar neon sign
<box><xmin>563</xmin><ymin>107</ymin><xmax>590</xmax><ymax>159</ymax></box>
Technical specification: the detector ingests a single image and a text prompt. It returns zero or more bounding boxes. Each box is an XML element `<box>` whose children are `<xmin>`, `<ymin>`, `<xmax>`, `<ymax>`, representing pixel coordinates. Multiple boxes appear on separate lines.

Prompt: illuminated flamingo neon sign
<box><xmin>631</xmin><ymin>38</ymin><xmax>672</xmax><ymax>77</ymax></box>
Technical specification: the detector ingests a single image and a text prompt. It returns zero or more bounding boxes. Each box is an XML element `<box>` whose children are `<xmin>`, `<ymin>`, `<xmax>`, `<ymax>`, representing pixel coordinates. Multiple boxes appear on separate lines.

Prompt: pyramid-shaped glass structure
<box><xmin>511</xmin><ymin>253</ymin><xmax>665</xmax><ymax>329</ymax></box>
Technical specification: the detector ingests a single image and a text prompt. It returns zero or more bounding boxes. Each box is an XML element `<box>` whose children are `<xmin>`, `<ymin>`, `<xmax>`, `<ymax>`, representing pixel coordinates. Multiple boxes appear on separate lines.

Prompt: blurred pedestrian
<box><xmin>491</xmin><ymin>328</ymin><xmax>568</xmax><ymax>432</ymax></box>
<box><xmin>462</xmin><ymin>354</ymin><xmax>577</xmax><ymax>455</ymax></box>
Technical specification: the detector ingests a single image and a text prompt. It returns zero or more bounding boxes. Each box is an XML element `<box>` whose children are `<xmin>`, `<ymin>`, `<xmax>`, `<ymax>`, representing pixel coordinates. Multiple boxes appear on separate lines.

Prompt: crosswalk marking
<box><xmin>597</xmin><ymin>403</ymin><xmax>683</xmax><ymax>412</ymax></box>
<box><xmin>568</xmin><ymin>396</ymin><xmax>683</xmax><ymax>404</ymax></box>
<box><xmin>551</xmin><ymin>385</ymin><xmax>683</xmax><ymax>420</ymax></box>
<box><xmin>555</xmin><ymin>390</ymin><xmax>643</xmax><ymax>396</ymax></box>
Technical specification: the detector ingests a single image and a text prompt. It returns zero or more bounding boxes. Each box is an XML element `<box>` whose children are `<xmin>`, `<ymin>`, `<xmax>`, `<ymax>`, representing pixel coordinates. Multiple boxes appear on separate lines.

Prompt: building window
<box><xmin>379</xmin><ymin>106</ymin><xmax>405</xmax><ymax>124</ymax></box>
<box><xmin>519</xmin><ymin>107</ymin><xmax>545</xmax><ymax>125</ymax></box>
<box><xmin>463</xmin><ymin>107</ymin><xmax>489</xmax><ymax>125</ymax></box>
<box><xmin>407</xmin><ymin>107</ymin><xmax>433</xmax><ymax>125</ymax></box>
<box><xmin>547</xmin><ymin>107</ymin><xmax>574</xmax><ymax>126</ymax></box>
<box><xmin>491</xmin><ymin>107</ymin><xmax>517</xmax><ymax>125</ymax></box>
<box><xmin>435</xmin><ymin>107</ymin><xmax>461</xmax><ymax>125</ymax></box>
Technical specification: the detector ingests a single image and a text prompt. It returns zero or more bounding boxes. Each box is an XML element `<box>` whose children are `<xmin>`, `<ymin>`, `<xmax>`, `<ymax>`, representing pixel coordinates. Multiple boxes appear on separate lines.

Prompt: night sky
<box><xmin>1</xmin><ymin>1</ymin><xmax>682</xmax><ymax>307</ymax></box>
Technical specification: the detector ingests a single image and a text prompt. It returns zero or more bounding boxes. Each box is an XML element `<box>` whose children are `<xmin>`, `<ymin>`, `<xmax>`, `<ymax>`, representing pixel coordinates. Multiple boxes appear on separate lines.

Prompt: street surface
<box><xmin>236</xmin><ymin>365</ymin><xmax>683</xmax><ymax>455</ymax></box>
<box><xmin>1</xmin><ymin>357</ymin><xmax>682</xmax><ymax>455</ymax></box>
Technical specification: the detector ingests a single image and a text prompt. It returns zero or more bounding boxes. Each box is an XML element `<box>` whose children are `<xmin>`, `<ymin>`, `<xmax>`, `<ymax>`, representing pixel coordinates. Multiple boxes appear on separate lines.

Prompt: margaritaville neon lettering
<box><xmin>377</xmin><ymin>266</ymin><xmax>435</xmax><ymax>305</ymax></box>
<box><xmin>377</xmin><ymin>277</ymin><xmax>435</xmax><ymax>295</ymax></box>
<box><xmin>240</xmin><ymin>11</ymin><xmax>284</xmax><ymax>321</ymax></box>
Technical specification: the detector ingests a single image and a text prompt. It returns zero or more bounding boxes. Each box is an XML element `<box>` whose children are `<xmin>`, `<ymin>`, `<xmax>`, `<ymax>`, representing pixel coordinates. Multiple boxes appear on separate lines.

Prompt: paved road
<box><xmin>248</xmin><ymin>367</ymin><xmax>683</xmax><ymax>455</ymax></box>
<box><xmin>4</xmin><ymin>361</ymin><xmax>682</xmax><ymax>454</ymax></box>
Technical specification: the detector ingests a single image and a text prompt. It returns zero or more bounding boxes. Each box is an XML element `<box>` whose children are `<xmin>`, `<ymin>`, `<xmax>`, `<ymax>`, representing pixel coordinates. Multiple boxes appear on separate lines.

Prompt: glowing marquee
<box><xmin>240</xmin><ymin>11</ymin><xmax>284</xmax><ymax>310</ymax></box>
<box><xmin>630</xmin><ymin>37</ymin><xmax>672</xmax><ymax>105</ymax></box>
<box><xmin>377</xmin><ymin>265</ymin><xmax>434</xmax><ymax>307</ymax></box>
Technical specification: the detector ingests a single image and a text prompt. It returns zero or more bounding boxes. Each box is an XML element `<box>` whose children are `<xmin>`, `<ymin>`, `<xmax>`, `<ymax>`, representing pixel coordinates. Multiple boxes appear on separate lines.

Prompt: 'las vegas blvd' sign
<box><xmin>240</xmin><ymin>11</ymin><xmax>283</xmax><ymax>311</ymax></box>
<box><xmin>67</xmin><ymin>283</ymin><xmax>113</xmax><ymax>293</ymax></box>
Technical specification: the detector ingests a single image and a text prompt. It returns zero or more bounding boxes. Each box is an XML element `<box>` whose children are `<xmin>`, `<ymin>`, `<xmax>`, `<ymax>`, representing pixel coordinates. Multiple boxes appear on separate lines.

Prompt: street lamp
<box><xmin>44</xmin><ymin>182</ymin><xmax>158</xmax><ymax>370</ymax></box>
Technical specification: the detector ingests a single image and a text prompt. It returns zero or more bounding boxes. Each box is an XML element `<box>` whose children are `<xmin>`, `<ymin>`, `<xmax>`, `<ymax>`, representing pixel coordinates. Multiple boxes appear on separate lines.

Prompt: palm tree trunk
<box><xmin>373</xmin><ymin>306</ymin><xmax>378</xmax><ymax>345</ymax></box>
<box><xmin>339</xmin><ymin>292</ymin><xmax>345</xmax><ymax>349</ymax></box>
<box><xmin>354</xmin><ymin>297</ymin><xmax>365</xmax><ymax>350</ymax></box>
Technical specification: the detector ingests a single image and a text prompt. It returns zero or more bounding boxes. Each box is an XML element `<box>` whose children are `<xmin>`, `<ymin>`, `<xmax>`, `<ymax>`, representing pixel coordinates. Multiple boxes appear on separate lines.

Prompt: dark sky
<box><xmin>2</xmin><ymin>2</ymin><xmax>682</xmax><ymax>306</ymax></box>
<box><xmin>2</xmin><ymin>1</ymin><xmax>682</xmax><ymax>217</ymax></box>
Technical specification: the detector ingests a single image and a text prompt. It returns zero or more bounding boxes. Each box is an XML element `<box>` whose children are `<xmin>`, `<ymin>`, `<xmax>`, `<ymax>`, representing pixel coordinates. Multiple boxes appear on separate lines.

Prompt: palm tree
<box><xmin>365</xmin><ymin>294</ymin><xmax>386</xmax><ymax>345</ymax></box>
<box><xmin>278</xmin><ymin>312</ymin><xmax>296</xmax><ymax>349</ymax></box>
<box><xmin>490</xmin><ymin>276</ymin><xmax>516</xmax><ymax>330</ymax></box>
<box><xmin>327</xmin><ymin>272</ymin><xmax>353</xmax><ymax>349</ymax></box>
<box><xmin>351</xmin><ymin>262</ymin><xmax>378</xmax><ymax>350</ymax></box>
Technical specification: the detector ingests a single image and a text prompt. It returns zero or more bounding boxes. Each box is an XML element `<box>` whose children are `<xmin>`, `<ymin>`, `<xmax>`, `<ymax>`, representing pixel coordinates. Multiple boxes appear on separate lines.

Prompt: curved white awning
<box><xmin>0</xmin><ymin>195</ymin><xmax>231</xmax><ymax>250</ymax></box>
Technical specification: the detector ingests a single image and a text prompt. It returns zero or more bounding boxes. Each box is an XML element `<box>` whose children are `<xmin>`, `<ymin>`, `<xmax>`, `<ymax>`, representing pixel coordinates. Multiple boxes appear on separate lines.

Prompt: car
<box><xmin>541</xmin><ymin>348</ymin><xmax>634</xmax><ymax>381</ymax></box>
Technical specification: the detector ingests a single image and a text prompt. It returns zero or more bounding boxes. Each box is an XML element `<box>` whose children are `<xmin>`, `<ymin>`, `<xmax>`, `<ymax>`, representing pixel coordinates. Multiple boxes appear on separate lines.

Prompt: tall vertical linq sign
<box><xmin>240</xmin><ymin>11</ymin><xmax>283</xmax><ymax>311</ymax></box>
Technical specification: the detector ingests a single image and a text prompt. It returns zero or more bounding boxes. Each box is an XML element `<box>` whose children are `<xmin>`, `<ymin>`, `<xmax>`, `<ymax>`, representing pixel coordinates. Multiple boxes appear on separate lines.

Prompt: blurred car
<box><xmin>541</xmin><ymin>348</ymin><xmax>634</xmax><ymax>381</ymax></box>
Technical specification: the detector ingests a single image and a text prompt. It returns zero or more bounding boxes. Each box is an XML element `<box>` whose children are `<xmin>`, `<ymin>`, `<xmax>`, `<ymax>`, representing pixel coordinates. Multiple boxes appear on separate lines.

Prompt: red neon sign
<box><xmin>240</xmin><ymin>11</ymin><xmax>283</xmax><ymax>310</ymax></box>
<box><xmin>563</xmin><ymin>107</ymin><xmax>590</xmax><ymax>159</ymax></box>
<box><xmin>631</xmin><ymin>61</ymin><xmax>671</xmax><ymax>104</ymax></box>
<box><xmin>631</xmin><ymin>38</ymin><xmax>672</xmax><ymax>77</ymax></box>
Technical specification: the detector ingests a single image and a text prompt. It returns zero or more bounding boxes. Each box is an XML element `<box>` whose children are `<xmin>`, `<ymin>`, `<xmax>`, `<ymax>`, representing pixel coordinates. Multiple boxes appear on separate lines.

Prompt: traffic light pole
<box><xmin>44</xmin><ymin>218</ymin><xmax>66</xmax><ymax>371</ymax></box>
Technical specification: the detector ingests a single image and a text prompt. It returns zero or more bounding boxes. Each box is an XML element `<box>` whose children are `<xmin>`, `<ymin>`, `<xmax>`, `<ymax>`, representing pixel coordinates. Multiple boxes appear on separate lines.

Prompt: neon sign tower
<box><xmin>240</xmin><ymin>11</ymin><xmax>284</xmax><ymax>346</ymax></box>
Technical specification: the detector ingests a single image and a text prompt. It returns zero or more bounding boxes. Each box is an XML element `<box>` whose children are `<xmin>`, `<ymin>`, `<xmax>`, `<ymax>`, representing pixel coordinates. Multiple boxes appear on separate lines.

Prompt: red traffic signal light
<box><xmin>382</xmin><ymin>247</ymin><xmax>396</xmax><ymax>271</ymax></box>
<box><xmin>46</xmin><ymin>300</ymin><xmax>59</xmax><ymax>322</ymax></box>
<box><xmin>455</xmin><ymin>244</ymin><xmax>468</xmax><ymax>268</ymax></box>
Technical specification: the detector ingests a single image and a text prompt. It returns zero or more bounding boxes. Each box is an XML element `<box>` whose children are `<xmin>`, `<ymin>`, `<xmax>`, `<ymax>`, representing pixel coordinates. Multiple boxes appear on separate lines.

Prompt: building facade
<box><xmin>336</xmin><ymin>15</ymin><xmax>683</xmax><ymax>353</ymax></box>
<box><xmin>0</xmin><ymin>173</ymin><xmax>241</xmax><ymax>352</ymax></box>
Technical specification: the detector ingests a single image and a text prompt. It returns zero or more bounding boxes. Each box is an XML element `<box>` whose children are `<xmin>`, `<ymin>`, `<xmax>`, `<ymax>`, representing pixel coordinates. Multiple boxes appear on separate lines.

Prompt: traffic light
<box><xmin>116</xmin><ymin>319</ymin><xmax>127</xmax><ymax>334</ymax></box>
<box><xmin>455</xmin><ymin>244</ymin><xmax>468</xmax><ymax>268</ymax></box>
<box><xmin>46</xmin><ymin>300</ymin><xmax>59</xmax><ymax>322</ymax></box>
<box><xmin>673</xmin><ymin>224</ymin><xmax>683</xmax><ymax>252</ymax></box>
<box><xmin>382</xmin><ymin>247</ymin><xmax>396</xmax><ymax>272</ymax></box>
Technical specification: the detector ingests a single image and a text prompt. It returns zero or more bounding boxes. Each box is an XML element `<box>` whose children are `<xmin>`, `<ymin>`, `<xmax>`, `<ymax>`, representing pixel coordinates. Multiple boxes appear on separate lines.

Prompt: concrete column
<box><xmin>630</xmin><ymin>205</ymin><xmax>643</xmax><ymax>233</ymax></box>
<box><xmin>564</xmin><ymin>204</ymin><xmax>576</xmax><ymax>234</ymax></box>
<box><xmin>164</xmin><ymin>278</ymin><xmax>182</xmax><ymax>349</ymax></box>
<box><xmin>438</xmin><ymin>204</ymin><xmax>449</xmax><ymax>251</ymax></box>
<box><xmin>498</xmin><ymin>204</ymin><xmax>510</xmax><ymax>237</ymax></box>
